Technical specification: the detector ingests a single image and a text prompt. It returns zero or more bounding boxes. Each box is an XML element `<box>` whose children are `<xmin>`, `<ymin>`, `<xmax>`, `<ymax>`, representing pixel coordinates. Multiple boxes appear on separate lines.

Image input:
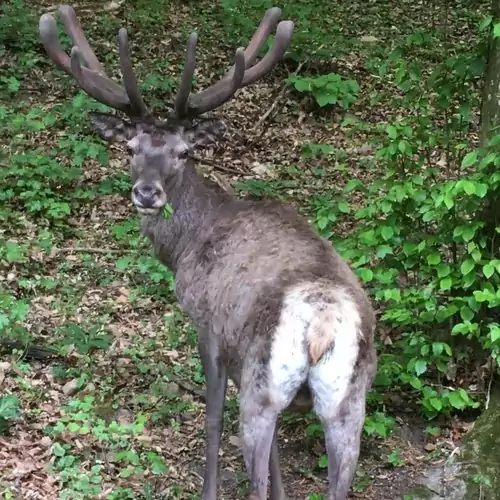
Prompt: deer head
<box><xmin>39</xmin><ymin>5</ymin><xmax>294</xmax><ymax>214</ymax></box>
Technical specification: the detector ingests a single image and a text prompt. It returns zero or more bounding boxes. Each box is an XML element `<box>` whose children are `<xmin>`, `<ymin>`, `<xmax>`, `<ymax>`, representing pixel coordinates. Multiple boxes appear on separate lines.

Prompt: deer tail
<box><xmin>306</xmin><ymin>307</ymin><xmax>338</xmax><ymax>366</ymax></box>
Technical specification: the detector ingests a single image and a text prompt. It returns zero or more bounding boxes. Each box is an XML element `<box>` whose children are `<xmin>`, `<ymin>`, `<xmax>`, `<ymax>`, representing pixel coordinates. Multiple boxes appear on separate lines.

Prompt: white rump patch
<box><xmin>267</xmin><ymin>283</ymin><xmax>362</xmax><ymax>416</ymax></box>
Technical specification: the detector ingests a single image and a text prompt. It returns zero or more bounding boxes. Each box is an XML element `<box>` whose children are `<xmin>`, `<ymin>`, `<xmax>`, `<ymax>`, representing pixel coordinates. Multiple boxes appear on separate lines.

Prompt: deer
<box><xmin>39</xmin><ymin>5</ymin><xmax>377</xmax><ymax>500</ymax></box>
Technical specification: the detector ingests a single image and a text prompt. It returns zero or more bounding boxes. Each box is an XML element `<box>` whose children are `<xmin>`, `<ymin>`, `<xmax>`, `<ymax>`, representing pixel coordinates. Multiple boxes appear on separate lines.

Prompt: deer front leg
<box><xmin>199</xmin><ymin>338</ymin><xmax>228</xmax><ymax>500</ymax></box>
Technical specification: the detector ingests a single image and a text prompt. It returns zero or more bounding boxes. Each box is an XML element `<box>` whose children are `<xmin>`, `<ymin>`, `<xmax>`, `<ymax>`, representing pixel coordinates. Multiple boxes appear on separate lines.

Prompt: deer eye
<box><xmin>179</xmin><ymin>149</ymin><xmax>189</xmax><ymax>159</ymax></box>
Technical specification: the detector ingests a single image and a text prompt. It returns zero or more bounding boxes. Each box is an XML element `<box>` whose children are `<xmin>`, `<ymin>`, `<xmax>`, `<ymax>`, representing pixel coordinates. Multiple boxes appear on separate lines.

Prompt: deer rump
<box><xmin>172</xmin><ymin>197</ymin><xmax>367</xmax><ymax>408</ymax></box>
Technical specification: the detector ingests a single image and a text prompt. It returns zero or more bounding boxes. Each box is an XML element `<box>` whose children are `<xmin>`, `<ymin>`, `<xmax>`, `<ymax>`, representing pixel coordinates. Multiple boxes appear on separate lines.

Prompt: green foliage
<box><xmin>0</xmin><ymin>0</ymin><xmax>37</xmax><ymax>52</ymax></box>
<box><xmin>363</xmin><ymin>412</ymin><xmax>396</xmax><ymax>438</ymax></box>
<box><xmin>58</xmin><ymin>323</ymin><xmax>113</xmax><ymax>355</ymax></box>
<box><xmin>289</xmin><ymin>73</ymin><xmax>360</xmax><ymax>110</ymax></box>
<box><xmin>387</xmin><ymin>449</ymin><xmax>405</xmax><ymax>467</ymax></box>
<box><xmin>311</xmin><ymin>21</ymin><xmax>496</xmax><ymax>419</ymax></box>
<box><xmin>0</xmin><ymin>395</ymin><xmax>20</xmax><ymax>435</ymax></box>
<box><xmin>0</xmin><ymin>292</ymin><xmax>30</xmax><ymax>342</ymax></box>
<box><xmin>47</xmin><ymin>396</ymin><xmax>169</xmax><ymax>498</ymax></box>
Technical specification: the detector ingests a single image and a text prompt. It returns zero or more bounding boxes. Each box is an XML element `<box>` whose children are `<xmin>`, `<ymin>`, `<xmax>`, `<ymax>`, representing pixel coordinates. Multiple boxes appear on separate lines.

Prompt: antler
<box><xmin>174</xmin><ymin>7</ymin><xmax>294</xmax><ymax>119</ymax></box>
<box><xmin>39</xmin><ymin>5</ymin><xmax>151</xmax><ymax>121</ymax></box>
<box><xmin>39</xmin><ymin>5</ymin><xmax>294</xmax><ymax>123</ymax></box>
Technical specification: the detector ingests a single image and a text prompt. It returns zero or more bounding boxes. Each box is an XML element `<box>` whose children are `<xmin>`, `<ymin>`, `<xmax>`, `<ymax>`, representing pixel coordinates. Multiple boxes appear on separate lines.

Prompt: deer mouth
<box><xmin>136</xmin><ymin>206</ymin><xmax>161</xmax><ymax>215</ymax></box>
<box><xmin>131</xmin><ymin>181</ymin><xmax>167</xmax><ymax>215</ymax></box>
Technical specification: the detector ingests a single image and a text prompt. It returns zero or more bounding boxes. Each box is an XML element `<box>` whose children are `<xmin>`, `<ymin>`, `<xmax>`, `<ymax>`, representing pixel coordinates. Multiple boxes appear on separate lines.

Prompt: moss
<box><xmin>462</xmin><ymin>385</ymin><xmax>500</xmax><ymax>499</ymax></box>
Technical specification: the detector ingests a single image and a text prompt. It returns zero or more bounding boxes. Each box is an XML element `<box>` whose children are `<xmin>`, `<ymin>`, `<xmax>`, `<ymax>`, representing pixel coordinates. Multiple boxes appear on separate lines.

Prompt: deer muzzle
<box><xmin>131</xmin><ymin>181</ymin><xmax>167</xmax><ymax>214</ymax></box>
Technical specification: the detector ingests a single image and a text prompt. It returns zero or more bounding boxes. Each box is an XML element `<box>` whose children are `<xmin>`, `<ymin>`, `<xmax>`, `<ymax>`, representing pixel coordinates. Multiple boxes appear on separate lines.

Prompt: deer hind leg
<box><xmin>308</xmin><ymin>332</ymin><xmax>370</xmax><ymax>500</ymax></box>
<box><xmin>313</xmin><ymin>384</ymin><xmax>367</xmax><ymax>500</ymax></box>
<box><xmin>240</xmin><ymin>355</ymin><xmax>307</xmax><ymax>500</ymax></box>
<box><xmin>270</xmin><ymin>429</ymin><xmax>287</xmax><ymax>500</ymax></box>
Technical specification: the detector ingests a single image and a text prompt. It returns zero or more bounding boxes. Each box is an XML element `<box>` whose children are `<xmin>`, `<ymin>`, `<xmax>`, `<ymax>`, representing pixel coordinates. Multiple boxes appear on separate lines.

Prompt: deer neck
<box><xmin>141</xmin><ymin>161</ymin><xmax>225</xmax><ymax>271</ymax></box>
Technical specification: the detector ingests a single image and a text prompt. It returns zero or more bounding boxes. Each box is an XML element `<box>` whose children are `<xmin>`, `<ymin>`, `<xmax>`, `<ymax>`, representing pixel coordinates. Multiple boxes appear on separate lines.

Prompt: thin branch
<box><xmin>0</xmin><ymin>340</ymin><xmax>59</xmax><ymax>360</ymax></box>
<box><xmin>252</xmin><ymin>60</ymin><xmax>307</xmax><ymax>133</ymax></box>
<box><xmin>210</xmin><ymin>171</ymin><xmax>236</xmax><ymax>196</ymax></box>
<box><xmin>55</xmin><ymin>247</ymin><xmax>130</xmax><ymax>254</ymax></box>
<box><xmin>191</xmin><ymin>154</ymin><xmax>246</xmax><ymax>175</ymax></box>
<box><xmin>485</xmin><ymin>366</ymin><xmax>494</xmax><ymax>410</ymax></box>
<box><xmin>175</xmin><ymin>378</ymin><xmax>205</xmax><ymax>400</ymax></box>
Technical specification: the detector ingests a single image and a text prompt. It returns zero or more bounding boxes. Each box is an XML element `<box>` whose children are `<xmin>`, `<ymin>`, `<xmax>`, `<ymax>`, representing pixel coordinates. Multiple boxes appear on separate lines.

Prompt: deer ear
<box><xmin>185</xmin><ymin>118</ymin><xmax>226</xmax><ymax>148</ymax></box>
<box><xmin>89</xmin><ymin>112</ymin><xmax>140</xmax><ymax>143</ymax></box>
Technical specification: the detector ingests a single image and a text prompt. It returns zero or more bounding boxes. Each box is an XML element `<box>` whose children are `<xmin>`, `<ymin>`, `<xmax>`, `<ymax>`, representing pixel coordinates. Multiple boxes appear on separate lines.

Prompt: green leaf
<box><xmin>432</xmin><ymin>343</ymin><xmax>443</xmax><ymax>356</ymax></box>
<box><xmin>437</xmin><ymin>264</ymin><xmax>451</xmax><ymax>278</ymax></box>
<box><xmin>51</xmin><ymin>443</ymin><xmax>66</xmax><ymax>457</ymax></box>
<box><xmin>479</xmin><ymin>15</ymin><xmax>493</xmax><ymax>31</ymax></box>
<box><xmin>386</xmin><ymin>125</ymin><xmax>398</xmax><ymax>139</ymax></box>
<box><xmin>475</xmin><ymin>183</ymin><xmax>488</xmax><ymax>198</ymax></box>
<box><xmin>462</xmin><ymin>227</ymin><xmax>475</xmax><ymax>241</ymax></box>
<box><xmin>462</xmin><ymin>181</ymin><xmax>476</xmax><ymax>195</ymax></box>
<box><xmin>483</xmin><ymin>263</ymin><xmax>495</xmax><ymax>278</ymax></box>
<box><xmin>461</xmin><ymin>151</ymin><xmax>477</xmax><ymax>167</ymax></box>
<box><xmin>414</xmin><ymin>359</ymin><xmax>427</xmax><ymax>376</ymax></box>
<box><xmin>344</xmin><ymin>179</ymin><xmax>363</xmax><ymax>192</ymax></box>
<box><xmin>292</xmin><ymin>78</ymin><xmax>310</xmax><ymax>92</ymax></box>
<box><xmin>338</xmin><ymin>201</ymin><xmax>350</xmax><ymax>213</ymax></box>
<box><xmin>494</xmin><ymin>23</ymin><xmax>500</xmax><ymax>38</ymax></box>
<box><xmin>429</xmin><ymin>397</ymin><xmax>443</xmax><ymax>411</ymax></box>
<box><xmin>0</xmin><ymin>395</ymin><xmax>20</xmax><ymax>420</ymax></box>
<box><xmin>440</xmin><ymin>277</ymin><xmax>452</xmax><ymax>290</ymax></box>
<box><xmin>316</xmin><ymin>93</ymin><xmax>336</xmax><ymax>107</ymax></box>
<box><xmin>427</xmin><ymin>252</ymin><xmax>441</xmax><ymax>265</ymax></box>
<box><xmin>489</xmin><ymin>324</ymin><xmax>500</xmax><ymax>343</ymax></box>
<box><xmin>381</xmin><ymin>226</ymin><xmax>394</xmax><ymax>241</ymax></box>
<box><xmin>318</xmin><ymin>454</ymin><xmax>328</xmax><ymax>469</ymax></box>
<box><xmin>448</xmin><ymin>392</ymin><xmax>465</xmax><ymax>409</ymax></box>
<box><xmin>403</xmin><ymin>242</ymin><xmax>417</xmax><ymax>255</ymax></box>
<box><xmin>376</xmin><ymin>245</ymin><xmax>393</xmax><ymax>258</ymax></box>
<box><xmin>0</xmin><ymin>314</ymin><xmax>9</xmax><ymax>330</ymax></box>
<box><xmin>443</xmin><ymin>194</ymin><xmax>454</xmax><ymax>209</ymax></box>
<box><xmin>358</xmin><ymin>268</ymin><xmax>374</xmax><ymax>282</ymax></box>
<box><xmin>163</xmin><ymin>203</ymin><xmax>173</xmax><ymax>219</ymax></box>
<box><xmin>460</xmin><ymin>259</ymin><xmax>475</xmax><ymax>275</ymax></box>
<box><xmin>460</xmin><ymin>306</ymin><xmax>474</xmax><ymax>322</ymax></box>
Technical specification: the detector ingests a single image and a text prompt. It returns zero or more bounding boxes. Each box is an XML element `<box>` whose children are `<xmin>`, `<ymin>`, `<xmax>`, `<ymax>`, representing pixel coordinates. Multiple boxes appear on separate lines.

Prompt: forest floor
<box><xmin>0</xmin><ymin>0</ymin><xmax>486</xmax><ymax>498</ymax></box>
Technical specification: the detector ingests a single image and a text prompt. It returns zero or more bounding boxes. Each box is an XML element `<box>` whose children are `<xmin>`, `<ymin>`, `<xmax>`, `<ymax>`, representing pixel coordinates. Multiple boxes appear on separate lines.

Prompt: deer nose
<box><xmin>132</xmin><ymin>184</ymin><xmax>161</xmax><ymax>208</ymax></box>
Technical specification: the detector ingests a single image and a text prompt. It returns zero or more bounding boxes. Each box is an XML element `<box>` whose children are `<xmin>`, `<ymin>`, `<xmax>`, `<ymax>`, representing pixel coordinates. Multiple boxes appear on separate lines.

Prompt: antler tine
<box><xmin>39</xmin><ymin>5</ymin><xmax>151</xmax><ymax>119</ymax></box>
<box><xmin>68</xmin><ymin>46</ymin><xmax>128</xmax><ymax>111</ymax></box>
<box><xmin>179</xmin><ymin>15</ymin><xmax>294</xmax><ymax>119</ymax></box>
<box><xmin>118</xmin><ymin>28</ymin><xmax>150</xmax><ymax>119</ymax></box>
<box><xmin>174</xmin><ymin>32</ymin><xmax>198</xmax><ymax>118</ymax></box>
<box><xmin>176</xmin><ymin>47</ymin><xmax>246</xmax><ymax>118</ymax></box>
<box><xmin>240</xmin><ymin>7</ymin><xmax>283</xmax><ymax>69</ymax></box>
<box><xmin>39</xmin><ymin>13</ymin><xmax>73</xmax><ymax>73</ymax></box>
<box><xmin>239</xmin><ymin>20</ymin><xmax>294</xmax><ymax>86</ymax></box>
<box><xmin>58</xmin><ymin>5</ymin><xmax>104</xmax><ymax>73</ymax></box>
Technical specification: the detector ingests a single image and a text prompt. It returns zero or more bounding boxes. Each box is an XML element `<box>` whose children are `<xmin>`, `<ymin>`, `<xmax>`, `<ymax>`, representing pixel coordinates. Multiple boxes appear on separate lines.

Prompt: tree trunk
<box><xmin>480</xmin><ymin>0</ymin><xmax>500</xmax><ymax>143</ymax></box>
<box><xmin>478</xmin><ymin>0</ymin><xmax>500</xmax><ymax>245</ymax></box>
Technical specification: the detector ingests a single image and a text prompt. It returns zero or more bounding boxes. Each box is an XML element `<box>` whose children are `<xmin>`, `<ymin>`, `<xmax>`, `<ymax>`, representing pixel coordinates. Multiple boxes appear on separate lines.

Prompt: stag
<box><xmin>39</xmin><ymin>5</ymin><xmax>377</xmax><ymax>499</ymax></box>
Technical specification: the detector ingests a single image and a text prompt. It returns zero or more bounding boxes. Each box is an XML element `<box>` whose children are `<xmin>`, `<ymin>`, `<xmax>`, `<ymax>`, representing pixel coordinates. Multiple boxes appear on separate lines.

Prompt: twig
<box><xmin>56</xmin><ymin>247</ymin><xmax>129</xmax><ymax>254</ymax></box>
<box><xmin>176</xmin><ymin>378</ymin><xmax>206</xmax><ymax>400</ymax></box>
<box><xmin>0</xmin><ymin>340</ymin><xmax>59</xmax><ymax>360</ymax></box>
<box><xmin>485</xmin><ymin>366</ymin><xmax>494</xmax><ymax>410</ymax></box>
<box><xmin>210</xmin><ymin>171</ymin><xmax>236</xmax><ymax>196</ymax></box>
<box><xmin>252</xmin><ymin>60</ymin><xmax>307</xmax><ymax>133</ymax></box>
<box><xmin>192</xmin><ymin>154</ymin><xmax>246</xmax><ymax>176</ymax></box>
